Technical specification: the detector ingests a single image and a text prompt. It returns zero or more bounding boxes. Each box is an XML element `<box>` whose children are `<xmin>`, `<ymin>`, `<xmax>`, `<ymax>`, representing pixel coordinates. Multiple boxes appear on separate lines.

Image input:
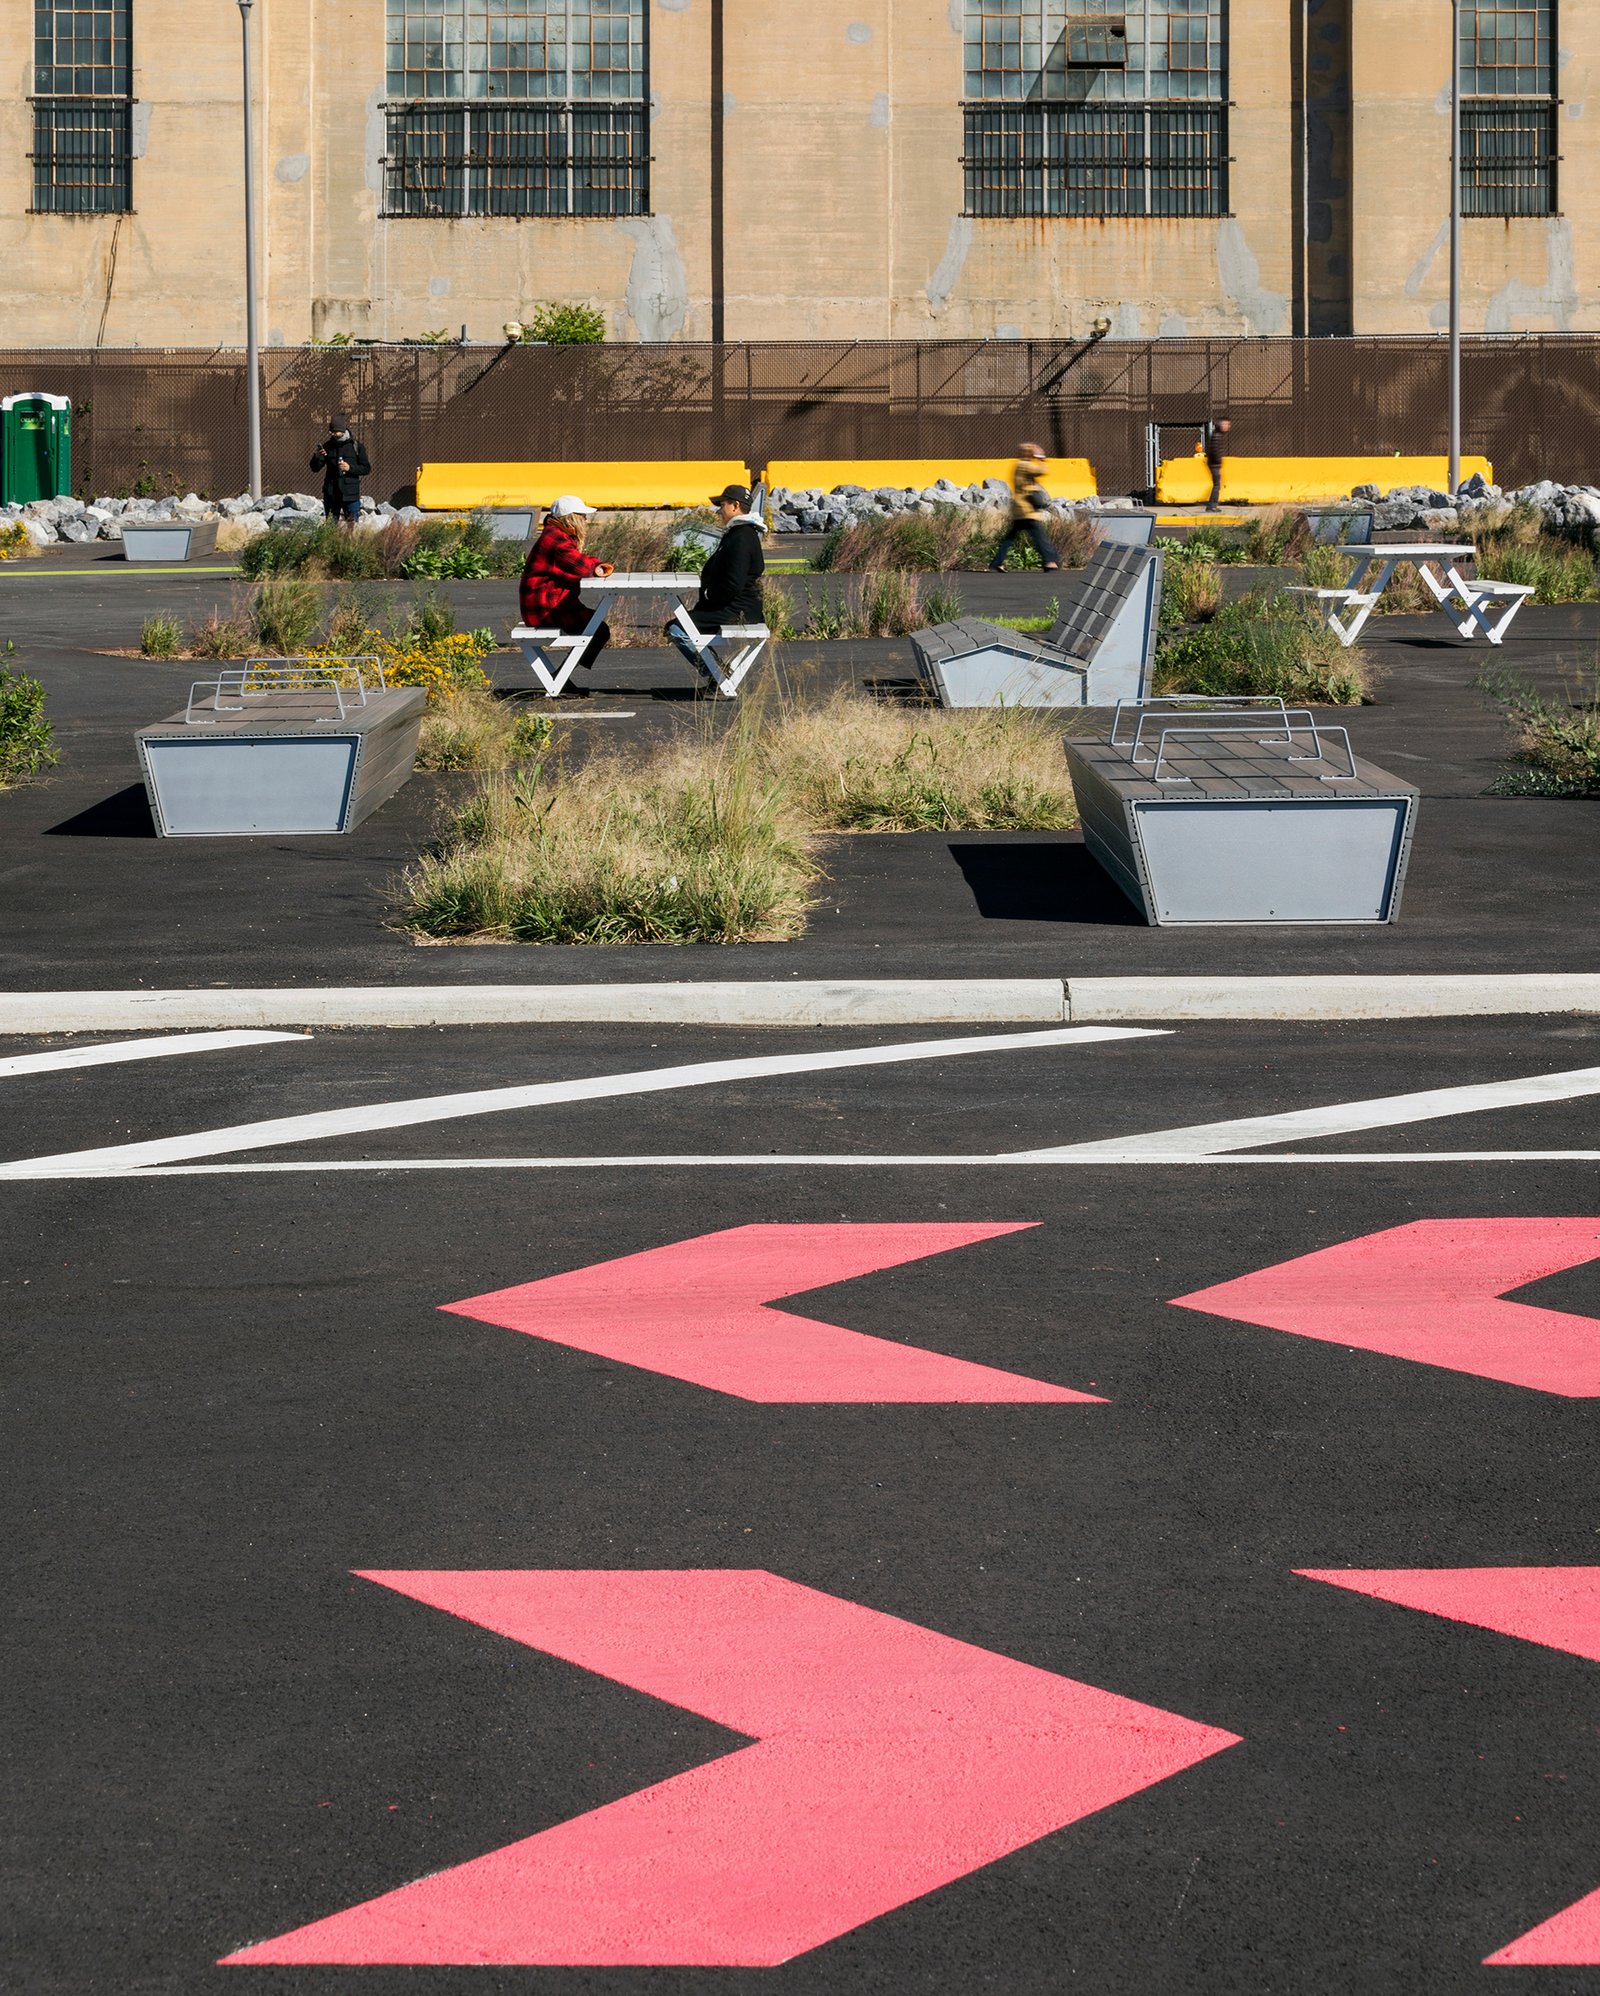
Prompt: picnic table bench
<box><xmin>512</xmin><ymin>572</ymin><xmax>772</xmax><ymax>698</ymax></box>
<box><xmin>1289</xmin><ymin>541</ymin><xmax>1534</xmax><ymax>647</ymax></box>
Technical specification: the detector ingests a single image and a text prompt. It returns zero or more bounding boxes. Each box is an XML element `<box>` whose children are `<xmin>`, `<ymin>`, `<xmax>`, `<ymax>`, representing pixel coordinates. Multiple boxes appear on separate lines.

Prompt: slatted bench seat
<box><xmin>910</xmin><ymin>542</ymin><xmax>1163</xmax><ymax>708</ymax></box>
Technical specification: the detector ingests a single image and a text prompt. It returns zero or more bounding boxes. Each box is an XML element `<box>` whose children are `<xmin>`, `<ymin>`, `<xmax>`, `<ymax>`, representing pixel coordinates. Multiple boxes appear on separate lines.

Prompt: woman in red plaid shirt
<box><xmin>519</xmin><ymin>495</ymin><xmax>615</xmax><ymax>667</ymax></box>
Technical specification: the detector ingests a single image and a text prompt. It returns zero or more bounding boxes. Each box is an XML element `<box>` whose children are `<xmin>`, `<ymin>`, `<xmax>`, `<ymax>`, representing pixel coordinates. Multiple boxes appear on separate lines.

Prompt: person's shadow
<box><xmin>948</xmin><ymin>840</ymin><xmax>1143</xmax><ymax>926</ymax></box>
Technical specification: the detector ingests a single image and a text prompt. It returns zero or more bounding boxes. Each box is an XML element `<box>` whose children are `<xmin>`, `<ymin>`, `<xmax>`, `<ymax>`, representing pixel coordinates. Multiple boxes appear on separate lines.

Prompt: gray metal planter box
<box><xmin>1064</xmin><ymin>701</ymin><xmax>1418</xmax><ymax>925</ymax></box>
<box><xmin>121</xmin><ymin>520</ymin><xmax>220</xmax><ymax>563</ymax></box>
<box><xmin>136</xmin><ymin>671</ymin><xmax>424</xmax><ymax>836</ymax></box>
<box><xmin>912</xmin><ymin>542</ymin><xmax>1162</xmax><ymax>709</ymax></box>
<box><xmin>485</xmin><ymin>509</ymin><xmax>535</xmax><ymax>541</ymax></box>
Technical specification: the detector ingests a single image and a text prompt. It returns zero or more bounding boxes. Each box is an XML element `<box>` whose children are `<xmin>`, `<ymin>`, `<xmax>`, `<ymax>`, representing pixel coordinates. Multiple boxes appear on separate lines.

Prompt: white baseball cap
<box><xmin>549</xmin><ymin>494</ymin><xmax>596</xmax><ymax>517</ymax></box>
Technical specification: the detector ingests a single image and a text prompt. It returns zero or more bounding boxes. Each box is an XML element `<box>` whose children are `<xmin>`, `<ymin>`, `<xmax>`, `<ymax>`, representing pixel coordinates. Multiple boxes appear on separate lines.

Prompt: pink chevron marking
<box><xmin>441</xmin><ymin>1223</ymin><xmax>1099</xmax><ymax>1403</ymax></box>
<box><xmin>1173</xmin><ymin>1219</ymin><xmax>1600</xmax><ymax>1395</ymax></box>
<box><xmin>1299</xmin><ymin>1566</ymin><xmax>1600</xmax><ymax>1965</ymax></box>
<box><xmin>221</xmin><ymin>1570</ymin><xmax>1240</xmax><ymax>1967</ymax></box>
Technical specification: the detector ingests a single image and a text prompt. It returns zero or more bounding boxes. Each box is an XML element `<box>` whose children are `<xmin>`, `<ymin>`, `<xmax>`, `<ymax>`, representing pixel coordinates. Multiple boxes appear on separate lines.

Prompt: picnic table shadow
<box><xmin>948</xmin><ymin>839</ymin><xmax>1144</xmax><ymax>926</ymax></box>
<box><xmin>46</xmin><ymin>784</ymin><xmax>156</xmax><ymax>838</ymax></box>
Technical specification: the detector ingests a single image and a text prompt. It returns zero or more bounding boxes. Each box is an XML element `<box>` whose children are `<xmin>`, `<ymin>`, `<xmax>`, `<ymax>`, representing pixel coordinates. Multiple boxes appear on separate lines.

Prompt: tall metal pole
<box><xmin>239</xmin><ymin>0</ymin><xmax>263</xmax><ymax>500</ymax></box>
<box><xmin>1448</xmin><ymin>0</ymin><xmax>1462</xmax><ymax>492</ymax></box>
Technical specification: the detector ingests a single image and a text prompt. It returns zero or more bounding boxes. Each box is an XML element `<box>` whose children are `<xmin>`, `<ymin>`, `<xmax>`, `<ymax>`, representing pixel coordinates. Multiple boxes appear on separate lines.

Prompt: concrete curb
<box><xmin>1</xmin><ymin>975</ymin><xmax>1599</xmax><ymax>1034</ymax></box>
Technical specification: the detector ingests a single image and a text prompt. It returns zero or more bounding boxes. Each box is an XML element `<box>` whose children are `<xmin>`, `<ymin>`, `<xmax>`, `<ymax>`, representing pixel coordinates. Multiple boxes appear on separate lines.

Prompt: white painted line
<box><xmin>1064</xmin><ymin>974</ymin><xmax>1600</xmax><ymax>1022</ymax></box>
<box><xmin>1006</xmin><ymin>1065</ymin><xmax>1600</xmax><ymax>1161</ymax></box>
<box><xmin>0</xmin><ymin>1029</ymin><xmax>302</xmax><ymax>1080</ymax></box>
<box><xmin>0</xmin><ymin>1026</ymin><xmax>1160</xmax><ymax>1180</ymax></box>
<box><xmin>11</xmin><ymin>1150</ymin><xmax>1598</xmax><ymax>1180</ymax></box>
<box><xmin>0</xmin><ymin>981</ymin><xmax>1070</xmax><ymax>1033</ymax></box>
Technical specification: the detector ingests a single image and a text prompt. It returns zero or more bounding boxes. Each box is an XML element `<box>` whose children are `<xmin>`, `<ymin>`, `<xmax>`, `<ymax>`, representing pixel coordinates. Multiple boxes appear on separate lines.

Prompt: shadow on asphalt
<box><xmin>948</xmin><ymin>839</ymin><xmax>1144</xmax><ymax>925</ymax></box>
<box><xmin>44</xmin><ymin>784</ymin><xmax>156</xmax><ymax>838</ymax></box>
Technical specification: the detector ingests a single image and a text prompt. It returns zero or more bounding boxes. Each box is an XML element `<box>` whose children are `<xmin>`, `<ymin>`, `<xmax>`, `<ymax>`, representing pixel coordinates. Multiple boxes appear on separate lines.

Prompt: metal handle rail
<box><xmin>242</xmin><ymin>654</ymin><xmax>385</xmax><ymax>697</ymax></box>
<box><xmin>1148</xmin><ymin>719</ymin><xmax>1358</xmax><ymax>785</ymax></box>
<box><xmin>1110</xmin><ymin>694</ymin><xmax>1293</xmax><ymax>750</ymax></box>
<box><xmin>186</xmin><ymin>668</ymin><xmax>352</xmax><ymax>723</ymax></box>
<box><xmin>1129</xmin><ymin>705</ymin><xmax>1320</xmax><ymax>766</ymax></box>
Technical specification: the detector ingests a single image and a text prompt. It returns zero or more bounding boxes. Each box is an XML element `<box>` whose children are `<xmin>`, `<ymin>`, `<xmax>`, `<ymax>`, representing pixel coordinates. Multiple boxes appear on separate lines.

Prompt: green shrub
<box><xmin>0</xmin><ymin>664</ymin><xmax>57</xmax><ymax>785</ymax></box>
<box><xmin>252</xmin><ymin>578</ymin><xmax>323</xmax><ymax>654</ymax></box>
<box><xmin>1482</xmin><ymin>667</ymin><xmax>1600</xmax><ymax>795</ymax></box>
<box><xmin>520</xmin><ymin>301</ymin><xmax>607</xmax><ymax>345</ymax></box>
<box><xmin>139</xmin><ymin>612</ymin><xmax>183</xmax><ymax>659</ymax></box>
<box><xmin>1156</xmin><ymin>592</ymin><xmax>1372</xmax><ymax>705</ymax></box>
<box><xmin>1159</xmin><ymin>553</ymin><xmax>1223</xmax><ymax>626</ymax></box>
<box><xmin>1474</xmin><ymin>537</ymin><xmax>1597</xmax><ymax>604</ymax></box>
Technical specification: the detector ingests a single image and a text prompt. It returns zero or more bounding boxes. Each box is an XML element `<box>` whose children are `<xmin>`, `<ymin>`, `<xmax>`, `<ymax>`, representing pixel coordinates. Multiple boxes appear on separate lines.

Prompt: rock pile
<box><xmin>1351</xmin><ymin>472</ymin><xmax>1600</xmax><ymax>535</ymax></box>
<box><xmin>766</xmin><ymin>480</ymin><xmax>1133</xmax><ymax>534</ymax></box>
<box><xmin>0</xmin><ymin>491</ymin><xmax>424</xmax><ymax>545</ymax></box>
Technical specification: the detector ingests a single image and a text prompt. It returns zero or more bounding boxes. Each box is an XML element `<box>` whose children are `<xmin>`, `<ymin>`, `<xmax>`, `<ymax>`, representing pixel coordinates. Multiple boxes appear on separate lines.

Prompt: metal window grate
<box><xmin>1461</xmin><ymin>100</ymin><xmax>1556</xmax><ymax>216</ymax></box>
<box><xmin>383</xmin><ymin>102</ymin><xmax>646</xmax><ymax>216</ymax></box>
<box><xmin>32</xmin><ymin>0</ymin><xmax>133</xmax><ymax>213</ymax></box>
<box><xmin>963</xmin><ymin>102</ymin><xmax>1225</xmax><ymax>217</ymax></box>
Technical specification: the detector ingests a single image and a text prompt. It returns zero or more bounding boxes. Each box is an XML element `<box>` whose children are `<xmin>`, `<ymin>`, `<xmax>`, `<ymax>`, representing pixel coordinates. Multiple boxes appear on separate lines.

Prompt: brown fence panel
<box><xmin>2</xmin><ymin>338</ymin><xmax>1598</xmax><ymax>501</ymax></box>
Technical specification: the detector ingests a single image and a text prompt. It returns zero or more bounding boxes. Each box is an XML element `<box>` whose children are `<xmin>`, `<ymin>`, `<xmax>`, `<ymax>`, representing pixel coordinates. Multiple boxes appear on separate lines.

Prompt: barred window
<box><xmin>963</xmin><ymin>0</ymin><xmax>1225</xmax><ymax>216</ymax></box>
<box><xmin>31</xmin><ymin>0</ymin><xmax>132</xmax><ymax>213</ymax></box>
<box><xmin>1460</xmin><ymin>1</ymin><xmax>1556</xmax><ymax>215</ymax></box>
<box><xmin>384</xmin><ymin>0</ymin><xmax>647</xmax><ymax>214</ymax></box>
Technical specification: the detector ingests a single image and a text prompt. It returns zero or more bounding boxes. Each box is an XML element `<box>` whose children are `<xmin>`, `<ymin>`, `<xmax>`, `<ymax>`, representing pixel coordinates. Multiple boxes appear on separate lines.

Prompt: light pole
<box><xmin>1448</xmin><ymin>0</ymin><xmax>1461</xmax><ymax>492</ymax></box>
<box><xmin>238</xmin><ymin>0</ymin><xmax>263</xmax><ymax>500</ymax></box>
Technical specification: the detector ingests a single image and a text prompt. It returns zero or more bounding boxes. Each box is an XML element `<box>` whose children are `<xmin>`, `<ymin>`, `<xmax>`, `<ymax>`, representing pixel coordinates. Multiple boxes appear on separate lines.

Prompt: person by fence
<box><xmin>310</xmin><ymin>413</ymin><xmax>370</xmax><ymax>521</ymax></box>
<box><xmin>1203</xmin><ymin>417</ymin><xmax>1231</xmax><ymax>511</ymax></box>
<box><xmin>989</xmin><ymin>443</ymin><xmax>1059</xmax><ymax>572</ymax></box>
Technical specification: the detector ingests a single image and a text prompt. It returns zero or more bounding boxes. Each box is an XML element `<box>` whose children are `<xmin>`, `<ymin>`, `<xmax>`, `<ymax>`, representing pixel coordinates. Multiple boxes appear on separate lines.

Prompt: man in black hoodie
<box><xmin>691</xmin><ymin>484</ymin><xmax>765</xmax><ymax>628</ymax></box>
<box><xmin>310</xmin><ymin>413</ymin><xmax>371</xmax><ymax>522</ymax></box>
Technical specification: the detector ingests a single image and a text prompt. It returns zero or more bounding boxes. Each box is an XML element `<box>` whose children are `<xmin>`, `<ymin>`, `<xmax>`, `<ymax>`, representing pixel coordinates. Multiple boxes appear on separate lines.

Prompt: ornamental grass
<box><xmin>1155</xmin><ymin>592</ymin><xmax>1373</xmax><ymax>706</ymax></box>
<box><xmin>401</xmin><ymin>689</ymin><xmax>1079</xmax><ymax>945</ymax></box>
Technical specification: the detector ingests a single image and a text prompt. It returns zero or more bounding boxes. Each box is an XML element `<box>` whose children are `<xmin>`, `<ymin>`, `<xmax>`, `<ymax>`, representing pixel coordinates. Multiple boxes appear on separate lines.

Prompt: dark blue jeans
<box><xmin>325</xmin><ymin>497</ymin><xmax>360</xmax><ymax>522</ymax></box>
<box><xmin>990</xmin><ymin>518</ymin><xmax>1057</xmax><ymax>570</ymax></box>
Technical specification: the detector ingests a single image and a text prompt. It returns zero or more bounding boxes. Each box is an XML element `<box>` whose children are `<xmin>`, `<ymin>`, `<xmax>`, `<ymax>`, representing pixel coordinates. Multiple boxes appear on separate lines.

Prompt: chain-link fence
<box><xmin>3</xmin><ymin>337</ymin><xmax>1596</xmax><ymax>502</ymax></box>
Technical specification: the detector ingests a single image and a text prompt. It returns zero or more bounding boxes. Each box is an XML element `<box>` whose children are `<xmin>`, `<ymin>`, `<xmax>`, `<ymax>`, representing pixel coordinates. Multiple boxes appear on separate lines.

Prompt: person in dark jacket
<box><xmin>692</xmin><ymin>484</ymin><xmax>766</xmax><ymax>627</ymax></box>
<box><xmin>1203</xmin><ymin>417</ymin><xmax>1231</xmax><ymax>511</ymax></box>
<box><xmin>518</xmin><ymin>496</ymin><xmax>615</xmax><ymax>666</ymax></box>
<box><xmin>310</xmin><ymin>413</ymin><xmax>371</xmax><ymax>521</ymax></box>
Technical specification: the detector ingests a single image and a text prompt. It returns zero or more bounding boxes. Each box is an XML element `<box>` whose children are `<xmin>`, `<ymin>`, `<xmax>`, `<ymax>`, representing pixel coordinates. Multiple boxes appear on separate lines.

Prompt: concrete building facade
<box><xmin>1</xmin><ymin>0</ymin><xmax>1593</xmax><ymax>348</ymax></box>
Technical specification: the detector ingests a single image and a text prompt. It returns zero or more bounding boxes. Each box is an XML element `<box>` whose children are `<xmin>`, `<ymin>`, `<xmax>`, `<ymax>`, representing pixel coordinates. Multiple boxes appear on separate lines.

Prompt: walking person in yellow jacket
<box><xmin>988</xmin><ymin>443</ymin><xmax>1060</xmax><ymax>571</ymax></box>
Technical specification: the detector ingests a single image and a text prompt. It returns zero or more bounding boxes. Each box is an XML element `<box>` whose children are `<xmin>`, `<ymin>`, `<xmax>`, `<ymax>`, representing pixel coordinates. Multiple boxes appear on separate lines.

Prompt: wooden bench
<box><xmin>910</xmin><ymin>542</ymin><xmax>1163</xmax><ymax>709</ymax></box>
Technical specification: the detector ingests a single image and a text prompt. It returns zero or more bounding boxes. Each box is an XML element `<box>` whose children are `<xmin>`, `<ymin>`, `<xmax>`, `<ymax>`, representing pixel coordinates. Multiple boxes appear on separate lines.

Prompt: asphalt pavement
<box><xmin>7</xmin><ymin>1016</ymin><xmax>1600</xmax><ymax>1993</ymax></box>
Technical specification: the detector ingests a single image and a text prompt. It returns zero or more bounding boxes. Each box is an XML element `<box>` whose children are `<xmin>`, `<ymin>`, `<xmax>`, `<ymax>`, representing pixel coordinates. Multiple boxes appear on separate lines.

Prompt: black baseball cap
<box><xmin>329</xmin><ymin>411</ymin><xmax>350</xmax><ymax>428</ymax></box>
<box><xmin>710</xmin><ymin>483</ymin><xmax>749</xmax><ymax>507</ymax></box>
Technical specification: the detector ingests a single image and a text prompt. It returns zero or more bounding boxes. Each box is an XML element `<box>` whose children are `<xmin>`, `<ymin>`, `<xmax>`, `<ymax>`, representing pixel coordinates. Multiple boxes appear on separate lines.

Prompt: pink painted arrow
<box><xmin>442</xmin><ymin>1223</ymin><xmax>1100</xmax><ymax>1403</ymax></box>
<box><xmin>222</xmin><ymin>1570</ymin><xmax>1239</xmax><ymax>1967</ymax></box>
<box><xmin>1172</xmin><ymin>1219</ymin><xmax>1600</xmax><ymax>1396</ymax></box>
<box><xmin>1300</xmin><ymin>1567</ymin><xmax>1600</xmax><ymax>1966</ymax></box>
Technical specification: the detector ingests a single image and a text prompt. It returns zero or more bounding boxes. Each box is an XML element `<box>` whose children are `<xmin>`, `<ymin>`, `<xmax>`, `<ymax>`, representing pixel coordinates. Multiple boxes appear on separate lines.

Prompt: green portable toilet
<box><xmin>1</xmin><ymin>393</ymin><xmax>72</xmax><ymax>504</ymax></box>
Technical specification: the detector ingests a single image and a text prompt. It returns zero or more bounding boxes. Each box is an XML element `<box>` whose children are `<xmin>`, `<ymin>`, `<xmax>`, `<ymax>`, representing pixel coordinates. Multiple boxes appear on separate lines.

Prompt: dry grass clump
<box><xmin>586</xmin><ymin>509</ymin><xmax>718</xmax><ymax>572</ymax></box>
<box><xmin>768</xmin><ymin>689</ymin><xmax>1077</xmax><ymax>831</ymax></box>
<box><xmin>818</xmin><ymin>504</ymin><xmax>1097</xmax><ymax>575</ymax></box>
<box><xmin>1482</xmin><ymin>665</ymin><xmax>1600</xmax><ymax>796</ymax></box>
<box><xmin>416</xmin><ymin>691</ymin><xmax>552</xmax><ymax>772</ymax></box>
<box><xmin>405</xmin><ymin>721</ymin><xmax>815</xmax><ymax>944</ymax></box>
<box><xmin>401</xmin><ymin>691</ymin><xmax>1078</xmax><ymax>945</ymax></box>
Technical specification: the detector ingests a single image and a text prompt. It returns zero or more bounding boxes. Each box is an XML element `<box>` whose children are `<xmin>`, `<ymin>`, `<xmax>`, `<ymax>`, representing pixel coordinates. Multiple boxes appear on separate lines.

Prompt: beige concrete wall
<box><xmin>0</xmin><ymin>0</ymin><xmax>1299</xmax><ymax>345</ymax></box>
<box><xmin>1352</xmin><ymin>0</ymin><xmax>1600</xmax><ymax>332</ymax></box>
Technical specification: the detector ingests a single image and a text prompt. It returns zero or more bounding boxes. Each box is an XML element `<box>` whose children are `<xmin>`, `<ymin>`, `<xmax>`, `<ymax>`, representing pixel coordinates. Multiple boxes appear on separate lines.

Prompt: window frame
<box><xmin>29</xmin><ymin>0</ymin><xmax>134</xmax><ymax>215</ymax></box>
<box><xmin>1459</xmin><ymin>0</ymin><xmax>1557</xmax><ymax>217</ymax></box>
<box><xmin>382</xmin><ymin>0</ymin><xmax>649</xmax><ymax>217</ymax></box>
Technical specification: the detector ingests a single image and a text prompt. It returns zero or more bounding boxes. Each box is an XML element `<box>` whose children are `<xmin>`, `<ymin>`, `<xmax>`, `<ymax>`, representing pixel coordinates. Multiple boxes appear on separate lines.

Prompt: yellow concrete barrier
<box><xmin>416</xmin><ymin>461</ymin><xmax>754</xmax><ymax>512</ymax></box>
<box><xmin>1155</xmin><ymin>454</ymin><xmax>1495</xmax><ymax>506</ymax></box>
<box><xmin>765</xmin><ymin>458</ymin><xmax>1099</xmax><ymax>502</ymax></box>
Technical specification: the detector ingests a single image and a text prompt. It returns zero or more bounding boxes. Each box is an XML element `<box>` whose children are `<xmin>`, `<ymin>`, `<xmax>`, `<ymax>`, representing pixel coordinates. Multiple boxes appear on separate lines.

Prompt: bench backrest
<box><xmin>1086</xmin><ymin>510</ymin><xmax>1156</xmax><ymax>548</ymax></box>
<box><xmin>1045</xmin><ymin>542</ymin><xmax>1163</xmax><ymax>699</ymax></box>
<box><xmin>1305</xmin><ymin>508</ymin><xmax>1374</xmax><ymax>545</ymax></box>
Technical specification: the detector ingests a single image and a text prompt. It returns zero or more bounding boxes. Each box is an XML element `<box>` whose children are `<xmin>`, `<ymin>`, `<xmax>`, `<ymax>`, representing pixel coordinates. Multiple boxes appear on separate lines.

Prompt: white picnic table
<box><xmin>1289</xmin><ymin>542</ymin><xmax>1534</xmax><ymax>647</ymax></box>
<box><xmin>511</xmin><ymin>571</ymin><xmax>771</xmax><ymax>698</ymax></box>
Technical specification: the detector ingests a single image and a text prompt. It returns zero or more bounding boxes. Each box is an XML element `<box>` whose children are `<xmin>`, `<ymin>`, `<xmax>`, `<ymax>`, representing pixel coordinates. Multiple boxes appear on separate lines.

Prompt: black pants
<box><xmin>1205</xmin><ymin>461</ymin><xmax>1223</xmax><ymax>510</ymax></box>
<box><xmin>989</xmin><ymin>517</ymin><xmax>1057</xmax><ymax>570</ymax></box>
